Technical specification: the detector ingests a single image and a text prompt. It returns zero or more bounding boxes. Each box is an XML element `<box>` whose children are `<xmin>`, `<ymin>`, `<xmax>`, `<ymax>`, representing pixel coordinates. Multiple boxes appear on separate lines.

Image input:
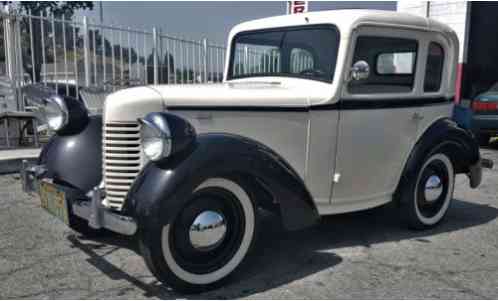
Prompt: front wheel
<box><xmin>139</xmin><ymin>178</ymin><xmax>258</xmax><ymax>293</ymax></box>
<box><xmin>398</xmin><ymin>152</ymin><xmax>455</xmax><ymax>230</ymax></box>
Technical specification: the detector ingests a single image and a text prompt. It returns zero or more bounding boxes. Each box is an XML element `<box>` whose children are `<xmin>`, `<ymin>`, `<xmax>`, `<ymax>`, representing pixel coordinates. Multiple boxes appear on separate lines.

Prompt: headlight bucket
<box><xmin>22</xmin><ymin>84</ymin><xmax>89</xmax><ymax>134</ymax></box>
<box><xmin>139</xmin><ymin>116</ymin><xmax>172</xmax><ymax>161</ymax></box>
<box><xmin>139</xmin><ymin>112</ymin><xmax>196</xmax><ymax>162</ymax></box>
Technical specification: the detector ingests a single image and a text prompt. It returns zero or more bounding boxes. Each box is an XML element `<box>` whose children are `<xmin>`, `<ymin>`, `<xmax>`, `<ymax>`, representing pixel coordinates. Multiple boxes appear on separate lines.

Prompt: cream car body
<box><xmin>104</xmin><ymin>9</ymin><xmax>458</xmax><ymax>214</ymax></box>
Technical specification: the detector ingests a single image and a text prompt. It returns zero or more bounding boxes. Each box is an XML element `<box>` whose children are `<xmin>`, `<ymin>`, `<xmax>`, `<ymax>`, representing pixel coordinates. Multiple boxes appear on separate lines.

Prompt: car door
<box><xmin>330</xmin><ymin>27</ymin><xmax>425</xmax><ymax>213</ymax></box>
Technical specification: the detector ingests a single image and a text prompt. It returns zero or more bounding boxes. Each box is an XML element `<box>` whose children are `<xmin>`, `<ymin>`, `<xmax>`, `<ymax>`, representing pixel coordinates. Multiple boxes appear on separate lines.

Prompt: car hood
<box><xmin>148</xmin><ymin>79</ymin><xmax>333</xmax><ymax>108</ymax></box>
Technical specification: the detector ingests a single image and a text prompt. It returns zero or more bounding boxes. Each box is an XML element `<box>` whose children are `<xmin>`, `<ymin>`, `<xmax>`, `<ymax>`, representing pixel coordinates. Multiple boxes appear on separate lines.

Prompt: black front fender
<box><xmin>39</xmin><ymin>115</ymin><xmax>102</xmax><ymax>192</ymax></box>
<box><xmin>127</xmin><ymin>133</ymin><xmax>319</xmax><ymax>233</ymax></box>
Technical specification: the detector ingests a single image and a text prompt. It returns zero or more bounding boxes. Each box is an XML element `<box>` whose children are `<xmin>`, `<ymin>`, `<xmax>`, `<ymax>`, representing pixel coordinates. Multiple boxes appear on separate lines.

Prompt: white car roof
<box><xmin>229</xmin><ymin>9</ymin><xmax>454</xmax><ymax>39</ymax></box>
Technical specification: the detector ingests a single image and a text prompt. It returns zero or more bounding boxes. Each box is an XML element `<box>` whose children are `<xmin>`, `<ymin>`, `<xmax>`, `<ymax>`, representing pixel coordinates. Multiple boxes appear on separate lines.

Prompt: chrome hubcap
<box><xmin>189</xmin><ymin>210</ymin><xmax>227</xmax><ymax>251</ymax></box>
<box><xmin>424</xmin><ymin>175</ymin><xmax>443</xmax><ymax>202</ymax></box>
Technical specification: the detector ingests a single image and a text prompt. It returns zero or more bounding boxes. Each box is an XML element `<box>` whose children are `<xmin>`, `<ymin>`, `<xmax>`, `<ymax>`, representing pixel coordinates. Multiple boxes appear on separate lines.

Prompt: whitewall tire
<box><xmin>399</xmin><ymin>151</ymin><xmax>455</xmax><ymax>229</ymax></box>
<box><xmin>140</xmin><ymin>177</ymin><xmax>258</xmax><ymax>293</ymax></box>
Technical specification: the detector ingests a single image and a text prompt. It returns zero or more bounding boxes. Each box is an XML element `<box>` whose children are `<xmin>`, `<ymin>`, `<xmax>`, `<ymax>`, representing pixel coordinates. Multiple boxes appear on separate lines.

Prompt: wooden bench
<box><xmin>0</xmin><ymin>111</ymin><xmax>39</xmax><ymax>148</ymax></box>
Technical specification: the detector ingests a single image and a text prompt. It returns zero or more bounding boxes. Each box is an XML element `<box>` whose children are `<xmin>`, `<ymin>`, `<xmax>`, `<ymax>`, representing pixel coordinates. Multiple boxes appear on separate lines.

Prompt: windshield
<box><xmin>228</xmin><ymin>25</ymin><xmax>340</xmax><ymax>83</ymax></box>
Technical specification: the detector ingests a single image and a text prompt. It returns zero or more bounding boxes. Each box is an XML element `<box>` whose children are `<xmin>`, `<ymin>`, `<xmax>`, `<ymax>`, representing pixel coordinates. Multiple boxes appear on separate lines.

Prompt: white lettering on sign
<box><xmin>287</xmin><ymin>1</ymin><xmax>308</xmax><ymax>14</ymax></box>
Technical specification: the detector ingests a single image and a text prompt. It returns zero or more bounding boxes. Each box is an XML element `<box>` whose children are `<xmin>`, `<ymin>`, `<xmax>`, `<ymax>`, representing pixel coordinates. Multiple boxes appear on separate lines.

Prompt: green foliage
<box><xmin>2</xmin><ymin>1</ymin><xmax>93</xmax><ymax>17</ymax></box>
<box><xmin>1</xmin><ymin>2</ymin><xmax>93</xmax><ymax>82</ymax></box>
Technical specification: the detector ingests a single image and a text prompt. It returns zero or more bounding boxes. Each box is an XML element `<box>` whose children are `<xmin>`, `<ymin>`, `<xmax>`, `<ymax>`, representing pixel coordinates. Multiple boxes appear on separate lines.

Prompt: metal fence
<box><xmin>0</xmin><ymin>10</ymin><xmax>227</xmax><ymax>113</ymax></box>
<box><xmin>232</xmin><ymin>45</ymin><xmax>314</xmax><ymax>77</ymax></box>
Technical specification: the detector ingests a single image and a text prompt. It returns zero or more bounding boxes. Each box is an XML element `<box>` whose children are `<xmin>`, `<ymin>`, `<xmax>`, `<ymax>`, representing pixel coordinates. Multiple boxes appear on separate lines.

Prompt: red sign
<box><xmin>287</xmin><ymin>1</ymin><xmax>308</xmax><ymax>14</ymax></box>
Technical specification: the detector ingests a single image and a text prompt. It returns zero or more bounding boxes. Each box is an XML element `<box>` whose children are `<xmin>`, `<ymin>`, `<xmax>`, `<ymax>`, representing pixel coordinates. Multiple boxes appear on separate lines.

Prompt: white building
<box><xmin>397</xmin><ymin>1</ymin><xmax>498</xmax><ymax>102</ymax></box>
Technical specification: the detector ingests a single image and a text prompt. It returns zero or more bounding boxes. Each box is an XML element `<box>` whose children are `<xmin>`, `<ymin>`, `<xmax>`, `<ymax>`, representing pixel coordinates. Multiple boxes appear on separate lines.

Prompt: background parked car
<box><xmin>471</xmin><ymin>81</ymin><xmax>498</xmax><ymax>145</ymax></box>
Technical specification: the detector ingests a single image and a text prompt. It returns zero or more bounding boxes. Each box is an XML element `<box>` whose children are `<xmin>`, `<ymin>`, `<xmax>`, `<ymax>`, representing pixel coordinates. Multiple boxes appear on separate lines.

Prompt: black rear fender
<box><xmin>400</xmin><ymin>118</ymin><xmax>480</xmax><ymax>188</ymax></box>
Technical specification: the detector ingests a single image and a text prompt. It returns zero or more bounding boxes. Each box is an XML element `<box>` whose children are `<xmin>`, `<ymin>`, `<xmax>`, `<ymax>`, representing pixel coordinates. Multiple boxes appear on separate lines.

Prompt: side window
<box><xmin>377</xmin><ymin>52</ymin><xmax>416</xmax><ymax>74</ymax></box>
<box><xmin>349</xmin><ymin>36</ymin><xmax>418</xmax><ymax>94</ymax></box>
<box><xmin>290</xmin><ymin>48</ymin><xmax>314</xmax><ymax>74</ymax></box>
<box><xmin>424</xmin><ymin>42</ymin><xmax>445</xmax><ymax>92</ymax></box>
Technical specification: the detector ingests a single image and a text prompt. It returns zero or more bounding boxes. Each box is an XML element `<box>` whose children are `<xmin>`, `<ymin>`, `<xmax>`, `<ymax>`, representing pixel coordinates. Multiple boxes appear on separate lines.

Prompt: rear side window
<box><xmin>349</xmin><ymin>36</ymin><xmax>418</xmax><ymax>94</ymax></box>
<box><xmin>424</xmin><ymin>42</ymin><xmax>445</xmax><ymax>92</ymax></box>
<box><xmin>377</xmin><ymin>52</ymin><xmax>416</xmax><ymax>74</ymax></box>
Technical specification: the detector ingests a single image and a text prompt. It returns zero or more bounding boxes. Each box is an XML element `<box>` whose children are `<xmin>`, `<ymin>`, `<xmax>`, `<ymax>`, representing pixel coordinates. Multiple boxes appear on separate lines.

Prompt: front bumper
<box><xmin>21</xmin><ymin>160</ymin><xmax>137</xmax><ymax>236</ymax></box>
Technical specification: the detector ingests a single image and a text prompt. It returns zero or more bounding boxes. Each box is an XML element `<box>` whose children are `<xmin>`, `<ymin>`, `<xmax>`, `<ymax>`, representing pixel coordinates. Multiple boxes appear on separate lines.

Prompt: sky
<box><xmin>77</xmin><ymin>1</ymin><xmax>396</xmax><ymax>45</ymax></box>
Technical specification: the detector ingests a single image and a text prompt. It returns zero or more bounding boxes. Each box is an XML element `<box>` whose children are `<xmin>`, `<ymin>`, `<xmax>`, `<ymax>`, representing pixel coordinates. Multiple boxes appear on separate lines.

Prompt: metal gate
<box><xmin>0</xmin><ymin>9</ymin><xmax>227</xmax><ymax>113</ymax></box>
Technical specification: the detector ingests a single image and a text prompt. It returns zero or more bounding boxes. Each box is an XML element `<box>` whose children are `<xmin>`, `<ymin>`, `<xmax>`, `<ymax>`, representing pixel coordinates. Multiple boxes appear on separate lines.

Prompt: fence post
<box><xmin>4</xmin><ymin>13</ymin><xmax>15</xmax><ymax>84</ymax></box>
<box><xmin>83</xmin><ymin>16</ymin><xmax>91</xmax><ymax>87</ymax></box>
<box><xmin>202</xmin><ymin>38</ymin><xmax>208</xmax><ymax>83</ymax></box>
<box><xmin>15</xmin><ymin>15</ymin><xmax>24</xmax><ymax>110</ymax></box>
<box><xmin>3</xmin><ymin>11</ymin><xmax>22</xmax><ymax>110</ymax></box>
<box><xmin>152</xmin><ymin>27</ymin><xmax>158</xmax><ymax>85</ymax></box>
<box><xmin>244</xmin><ymin>45</ymin><xmax>249</xmax><ymax>75</ymax></box>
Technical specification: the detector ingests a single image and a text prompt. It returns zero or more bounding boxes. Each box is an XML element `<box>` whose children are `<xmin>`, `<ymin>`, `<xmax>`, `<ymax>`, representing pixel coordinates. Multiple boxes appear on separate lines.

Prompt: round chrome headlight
<box><xmin>41</xmin><ymin>96</ymin><xmax>69</xmax><ymax>131</ymax></box>
<box><xmin>140</xmin><ymin>117</ymin><xmax>172</xmax><ymax>161</ymax></box>
<box><xmin>139</xmin><ymin>112</ymin><xmax>196</xmax><ymax>163</ymax></box>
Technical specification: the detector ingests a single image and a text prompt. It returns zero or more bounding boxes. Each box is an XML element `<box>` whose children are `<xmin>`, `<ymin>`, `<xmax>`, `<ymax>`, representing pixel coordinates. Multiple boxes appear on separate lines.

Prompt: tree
<box><xmin>89</xmin><ymin>29</ymin><xmax>112</xmax><ymax>56</ymax></box>
<box><xmin>1</xmin><ymin>2</ymin><xmax>93</xmax><ymax>82</ymax></box>
<box><xmin>114</xmin><ymin>45</ymin><xmax>139</xmax><ymax>64</ymax></box>
<box><xmin>147</xmin><ymin>52</ymin><xmax>174</xmax><ymax>84</ymax></box>
<box><xmin>2</xmin><ymin>2</ymin><xmax>93</xmax><ymax>16</ymax></box>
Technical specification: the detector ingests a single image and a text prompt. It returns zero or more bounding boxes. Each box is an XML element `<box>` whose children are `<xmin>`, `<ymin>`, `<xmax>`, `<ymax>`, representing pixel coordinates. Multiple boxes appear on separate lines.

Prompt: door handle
<box><xmin>412</xmin><ymin>112</ymin><xmax>424</xmax><ymax>121</ymax></box>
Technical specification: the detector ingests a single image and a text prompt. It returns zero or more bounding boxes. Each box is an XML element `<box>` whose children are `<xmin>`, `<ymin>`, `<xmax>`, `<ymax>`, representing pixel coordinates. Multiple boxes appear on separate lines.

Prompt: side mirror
<box><xmin>350</xmin><ymin>60</ymin><xmax>370</xmax><ymax>81</ymax></box>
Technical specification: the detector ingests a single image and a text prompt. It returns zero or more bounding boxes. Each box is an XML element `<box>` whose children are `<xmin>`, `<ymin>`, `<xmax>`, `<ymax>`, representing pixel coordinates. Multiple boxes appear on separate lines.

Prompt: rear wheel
<box><xmin>398</xmin><ymin>152</ymin><xmax>455</xmax><ymax>230</ymax></box>
<box><xmin>140</xmin><ymin>177</ymin><xmax>258</xmax><ymax>293</ymax></box>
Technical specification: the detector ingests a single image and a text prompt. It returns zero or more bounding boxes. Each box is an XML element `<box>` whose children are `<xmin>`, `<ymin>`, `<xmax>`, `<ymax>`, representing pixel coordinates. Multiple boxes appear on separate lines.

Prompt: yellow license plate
<box><xmin>40</xmin><ymin>181</ymin><xmax>70</xmax><ymax>225</ymax></box>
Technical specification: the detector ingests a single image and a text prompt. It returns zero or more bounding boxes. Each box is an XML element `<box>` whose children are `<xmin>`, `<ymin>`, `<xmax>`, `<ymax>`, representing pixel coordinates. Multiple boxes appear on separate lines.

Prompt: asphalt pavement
<box><xmin>1</xmin><ymin>146</ymin><xmax>497</xmax><ymax>299</ymax></box>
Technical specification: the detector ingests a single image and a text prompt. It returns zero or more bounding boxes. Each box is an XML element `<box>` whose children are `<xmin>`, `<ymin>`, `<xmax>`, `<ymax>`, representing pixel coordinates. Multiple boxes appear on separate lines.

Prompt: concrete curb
<box><xmin>0</xmin><ymin>157</ymin><xmax>38</xmax><ymax>174</ymax></box>
<box><xmin>0</xmin><ymin>148</ymin><xmax>40</xmax><ymax>174</ymax></box>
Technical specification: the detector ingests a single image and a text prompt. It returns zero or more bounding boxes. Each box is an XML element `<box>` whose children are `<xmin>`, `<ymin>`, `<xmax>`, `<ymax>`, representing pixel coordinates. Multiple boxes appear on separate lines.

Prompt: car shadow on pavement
<box><xmin>66</xmin><ymin>198</ymin><xmax>498</xmax><ymax>299</ymax></box>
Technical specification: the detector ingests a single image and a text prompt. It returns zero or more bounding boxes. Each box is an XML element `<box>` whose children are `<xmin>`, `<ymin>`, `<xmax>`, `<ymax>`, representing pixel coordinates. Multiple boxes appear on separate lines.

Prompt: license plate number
<box><xmin>40</xmin><ymin>181</ymin><xmax>70</xmax><ymax>225</ymax></box>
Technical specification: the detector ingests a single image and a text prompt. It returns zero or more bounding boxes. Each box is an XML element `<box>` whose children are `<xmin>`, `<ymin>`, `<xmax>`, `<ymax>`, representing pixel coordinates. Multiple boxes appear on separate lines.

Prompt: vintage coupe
<box><xmin>22</xmin><ymin>10</ymin><xmax>491</xmax><ymax>292</ymax></box>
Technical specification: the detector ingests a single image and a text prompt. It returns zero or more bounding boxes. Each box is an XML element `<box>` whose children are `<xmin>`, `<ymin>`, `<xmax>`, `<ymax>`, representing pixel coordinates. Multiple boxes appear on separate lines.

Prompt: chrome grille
<box><xmin>103</xmin><ymin>122</ymin><xmax>142</xmax><ymax>210</ymax></box>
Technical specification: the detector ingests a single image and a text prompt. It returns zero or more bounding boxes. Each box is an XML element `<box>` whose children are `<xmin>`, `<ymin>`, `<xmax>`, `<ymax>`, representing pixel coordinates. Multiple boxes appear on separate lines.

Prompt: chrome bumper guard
<box><xmin>20</xmin><ymin>160</ymin><xmax>137</xmax><ymax>236</ymax></box>
<box><xmin>481</xmin><ymin>158</ymin><xmax>494</xmax><ymax>169</ymax></box>
<box><xmin>468</xmin><ymin>158</ymin><xmax>493</xmax><ymax>189</ymax></box>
